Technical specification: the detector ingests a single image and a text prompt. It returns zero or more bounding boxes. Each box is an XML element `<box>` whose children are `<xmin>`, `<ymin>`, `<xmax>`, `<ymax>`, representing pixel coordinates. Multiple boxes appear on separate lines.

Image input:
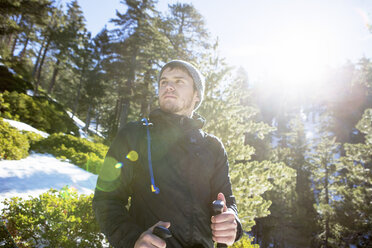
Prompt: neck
<box><xmin>160</xmin><ymin>108</ymin><xmax>194</xmax><ymax>118</ymax></box>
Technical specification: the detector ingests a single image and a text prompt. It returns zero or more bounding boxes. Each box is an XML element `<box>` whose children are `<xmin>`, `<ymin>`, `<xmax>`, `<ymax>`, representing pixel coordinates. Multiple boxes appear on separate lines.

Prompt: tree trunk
<box><xmin>119</xmin><ymin>99</ymin><xmax>130</xmax><ymax>129</ymax></box>
<box><xmin>34</xmin><ymin>38</ymin><xmax>51</xmax><ymax>96</ymax></box>
<box><xmin>7</xmin><ymin>15</ymin><xmax>21</xmax><ymax>51</ymax></box>
<box><xmin>109</xmin><ymin>98</ymin><xmax>121</xmax><ymax>138</ymax></box>
<box><xmin>32</xmin><ymin>40</ymin><xmax>45</xmax><ymax>77</ymax></box>
<box><xmin>19</xmin><ymin>37</ymin><xmax>29</xmax><ymax>59</ymax></box>
<box><xmin>47</xmin><ymin>58</ymin><xmax>61</xmax><ymax>94</ymax></box>
<box><xmin>72</xmin><ymin>60</ymin><xmax>87</xmax><ymax>118</ymax></box>
<box><xmin>7</xmin><ymin>34</ymin><xmax>14</xmax><ymax>49</ymax></box>
<box><xmin>95</xmin><ymin>111</ymin><xmax>99</xmax><ymax>132</ymax></box>
<box><xmin>140</xmin><ymin>97</ymin><xmax>149</xmax><ymax>118</ymax></box>
<box><xmin>116</xmin><ymin>97</ymin><xmax>123</xmax><ymax>128</ymax></box>
<box><xmin>84</xmin><ymin>104</ymin><xmax>92</xmax><ymax>132</ymax></box>
<box><xmin>72</xmin><ymin>77</ymin><xmax>83</xmax><ymax>119</ymax></box>
<box><xmin>9</xmin><ymin>15</ymin><xmax>25</xmax><ymax>57</ymax></box>
<box><xmin>118</xmin><ymin>49</ymin><xmax>137</xmax><ymax>129</ymax></box>
<box><xmin>140</xmin><ymin>63</ymin><xmax>153</xmax><ymax>117</ymax></box>
<box><xmin>11</xmin><ymin>37</ymin><xmax>18</xmax><ymax>57</ymax></box>
<box><xmin>324</xmin><ymin>159</ymin><xmax>330</xmax><ymax>248</ymax></box>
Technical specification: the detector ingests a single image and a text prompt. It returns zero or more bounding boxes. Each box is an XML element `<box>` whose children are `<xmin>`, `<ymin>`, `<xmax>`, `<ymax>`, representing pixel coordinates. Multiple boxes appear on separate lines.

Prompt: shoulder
<box><xmin>116</xmin><ymin>121</ymin><xmax>144</xmax><ymax>136</ymax></box>
<box><xmin>202</xmin><ymin>131</ymin><xmax>226</xmax><ymax>153</ymax></box>
<box><xmin>111</xmin><ymin>121</ymin><xmax>145</xmax><ymax>148</ymax></box>
<box><xmin>108</xmin><ymin>121</ymin><xmax>146</xmax><ymax>157</ymax></box>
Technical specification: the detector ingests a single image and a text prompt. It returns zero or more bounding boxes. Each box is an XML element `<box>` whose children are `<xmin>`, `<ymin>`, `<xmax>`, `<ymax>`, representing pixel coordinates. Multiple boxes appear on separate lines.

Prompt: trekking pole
<box><xmin>212</xmin><ymin>200</ymin><xmax>227</xmax><ymax>248</ymax></box>
<box><xmin>153</xmin><ymin>225</ymin><xmax>172</xmax><ymax>240</ymax></box>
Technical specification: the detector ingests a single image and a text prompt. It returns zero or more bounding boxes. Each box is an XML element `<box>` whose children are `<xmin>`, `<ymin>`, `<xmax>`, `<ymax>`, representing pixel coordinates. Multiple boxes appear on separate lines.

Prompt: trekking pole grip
<box><xmin>212</xmin><ymin>200</ymin><xmax>228</xmax><ymax>248</ymax></box>
<box><xmin>153</xmin><ymin>225</ymin><xmax>172</xmax><ymax>240</ymax></box>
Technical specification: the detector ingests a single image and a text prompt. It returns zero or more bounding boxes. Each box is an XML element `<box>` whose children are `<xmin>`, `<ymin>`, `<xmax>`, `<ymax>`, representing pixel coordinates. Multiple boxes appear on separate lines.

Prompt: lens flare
<box><xmin>126</xmin><ymin>150</ymin><xmax>139</xmax><ymax>162</ymax></box>
<box><xmin>114</xmin><ymin>162</ymin><xmax>123</xmax><ymax>169</ymax></box>
<box><xmin>355</xmin><ymin>8</ymin><xmax>370</xmax><ymax>28</ymax></box>
<box><xmin>60</xmin><ymin>185</ymin><xmax>76</xmax><ymax>199</ymax></box>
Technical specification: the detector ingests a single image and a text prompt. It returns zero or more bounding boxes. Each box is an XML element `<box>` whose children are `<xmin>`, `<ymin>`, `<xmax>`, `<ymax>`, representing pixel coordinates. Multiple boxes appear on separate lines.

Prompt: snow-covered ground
<box><xmin>3</xmin><ymin>118</ymin><xmax>49</xmax><ymax>138</ymax></box>
<box><xmin>0</xmin><ymin>113</ymin><xmax>106</xmax><ymax>245</ymax></box>
<box><xmin>66</xmin><ymin>111</ymin><xmax>103</xmax><ymax>139</ymax></box>
<box><xmin>1</xmin><ymin>118</ymin><xmax>100</xmax><ymax>210</ymax></box>
<box><xmin>0</xmin><ymin>153</ymin><xmax>98</xmax><ymax>210</ymax></box>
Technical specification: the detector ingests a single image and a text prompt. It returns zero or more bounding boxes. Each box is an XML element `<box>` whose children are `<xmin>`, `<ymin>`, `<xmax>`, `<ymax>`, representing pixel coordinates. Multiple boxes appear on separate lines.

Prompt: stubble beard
<box><xmin>160</xmin><ymin>97</ymin><xmax>194</xmax><ymax>116</ymax></box>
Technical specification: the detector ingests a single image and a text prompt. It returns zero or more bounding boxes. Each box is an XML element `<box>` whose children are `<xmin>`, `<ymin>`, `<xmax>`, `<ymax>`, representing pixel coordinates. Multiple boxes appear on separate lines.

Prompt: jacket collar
<box><xmin>149</xmin><ymin>108</ymin><xmax>205</xmax><ymax>130</ymax></box>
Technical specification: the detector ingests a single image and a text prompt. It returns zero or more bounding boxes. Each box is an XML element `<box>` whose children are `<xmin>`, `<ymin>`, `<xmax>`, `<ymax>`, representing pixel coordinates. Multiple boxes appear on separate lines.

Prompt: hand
<box><xmin>134</xmin><ymin>221</ymin><xmax>171</xmax><ymax>248</ymax></box>
<box><xmin>211</xmin><ymin>193</ymin><xmax>237</xmax><ymax>246</ymax></box>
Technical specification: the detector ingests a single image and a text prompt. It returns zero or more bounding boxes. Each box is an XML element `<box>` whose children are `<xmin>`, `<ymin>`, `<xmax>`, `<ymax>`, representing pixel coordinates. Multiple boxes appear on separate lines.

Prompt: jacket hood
<box><xmin>149</xmin><ymin>108</ymin><xmax>205</xmax><ymax>130</ymax></box>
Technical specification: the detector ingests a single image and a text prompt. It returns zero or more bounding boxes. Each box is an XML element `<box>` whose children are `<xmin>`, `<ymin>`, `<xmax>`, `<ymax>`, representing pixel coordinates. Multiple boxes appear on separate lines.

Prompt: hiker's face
<box><xmin>158</xmin><ymin>67</ymin><xmax>199</xmax><ymax>117</ymax></box>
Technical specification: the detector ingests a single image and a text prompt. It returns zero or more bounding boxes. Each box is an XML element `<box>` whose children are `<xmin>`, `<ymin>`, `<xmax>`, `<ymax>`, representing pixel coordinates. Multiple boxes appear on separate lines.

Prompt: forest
<box><xmin>0</xmin><ymin>0</ymin><xmax>371</xmax><ymax>247</ymax></box>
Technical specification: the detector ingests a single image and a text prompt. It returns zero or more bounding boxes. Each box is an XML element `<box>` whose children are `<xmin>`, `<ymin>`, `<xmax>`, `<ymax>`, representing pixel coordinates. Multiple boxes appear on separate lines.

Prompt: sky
<box><xmin>68</xmin><ymin>0</ymin><xmax>372</xmax><ymax>85</ymax></box>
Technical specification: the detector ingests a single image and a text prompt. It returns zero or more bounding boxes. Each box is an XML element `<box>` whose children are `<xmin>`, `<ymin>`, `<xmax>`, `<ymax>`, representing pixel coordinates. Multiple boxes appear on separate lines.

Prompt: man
<box><xmin>93</xmin><ymin>60</ymin><xmax>243</xmax><ymax>247</ymax></box>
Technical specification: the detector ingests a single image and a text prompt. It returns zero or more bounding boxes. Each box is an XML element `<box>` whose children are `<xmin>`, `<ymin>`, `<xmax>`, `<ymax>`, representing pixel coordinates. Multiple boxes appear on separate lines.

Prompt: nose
<box><xmin>163</xmin><ymin>81</ymin><xmax>175</xmax><ymax>91</ymax></box>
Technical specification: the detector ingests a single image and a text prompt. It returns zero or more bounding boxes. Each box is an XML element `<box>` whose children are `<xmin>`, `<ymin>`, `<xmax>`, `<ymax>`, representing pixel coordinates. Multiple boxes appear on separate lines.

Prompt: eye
<box><xmin>176</xmin><ymin>80</ymin><xmax>183</xmax><ymax>84</ymax></box>
<box><xmin>160</xmin><ymin>81</ymin><xmax>167</xmax><ymax>86</ymax></box>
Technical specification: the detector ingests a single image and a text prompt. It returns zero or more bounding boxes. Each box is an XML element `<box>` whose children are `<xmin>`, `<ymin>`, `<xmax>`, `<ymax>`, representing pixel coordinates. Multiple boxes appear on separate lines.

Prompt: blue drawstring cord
<box><xmin>141</xmin><ymin>118</ymin><xmax>160</xmax><ymax>194</ymax></box>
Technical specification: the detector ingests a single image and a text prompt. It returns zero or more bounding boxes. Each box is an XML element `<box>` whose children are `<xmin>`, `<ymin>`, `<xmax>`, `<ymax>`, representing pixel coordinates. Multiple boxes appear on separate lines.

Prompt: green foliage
<box><xmin>0</xmin><ymin>91</ymin><xmax>79</xmax><ymax>136</ymax></box>
<box><xmin>90</xmin><ymin>133</ymin><xmax>105</xmax><ymax>144</ymax></box>
<box><xmin>198</xmin><ymin>50</ymin><xmax>295</xmax><ymax>235</ymax></box>
<box><xmin>1</xmin><ymin>188</ymin><xmax>107</xmax><ymax>247</ymax></box>
<box><xmin>307</xmin><ymin>112</ymin><xmax>342</xmax><ymax>248</ymax></box>
<box><xmin>2</xmin><ymin>0</ymin><xmax>371</xmax><ymax>245</ymax></box>
<box><xmin>232</xmin><ymin>161</ymin><xmax>296</xmax><ymax>232</ymax></box>
<box><xmin>21</xmin><ymin>130</ymin><xmax>44</xmax><ymax>147</ymax></box>
<box><xmin>231</xmin><ymin>235</ymin><xmax>260</xmax><ymax>248</ymax></box>
<box><xmin>1</xmin><ymin>220</ymin><xmax>18</xmax><ymax>248</ymax></box>
<box><xmin>0</xmin><ymin>117</ymin><xmax>29</xmax><ymax>160</ymax></box>
<box><xmin>0</xmin><ymin>65</ymin><xmax>33</xmax><ymax>93</ymax></box>
<box><xmin>0</xmin><ymin>0</ymin><xmax>52</xmax><ymax>36</ymax></box>
<box><xmin>31</xmin><ymin>133</ymin><xmax>108</xmax><ymax>174</ymax></box>
<box><xmin>261</xmin><ymin>115</ymin><xmax>317</xmax><ymax>247</ymax></box>
<box><xmin>331</xmin><ymin>108</ymin><xmax>372</xmax><ymax>246</ymax></box>
<box><xmin>0</xmin><ymin>91</ymin><xmax>13</xmax><ymax>119</ymax></box>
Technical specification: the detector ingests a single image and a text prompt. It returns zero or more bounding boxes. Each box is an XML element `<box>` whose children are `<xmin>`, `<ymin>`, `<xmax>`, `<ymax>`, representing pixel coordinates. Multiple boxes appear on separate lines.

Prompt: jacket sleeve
<box><xmin>210</xmin><ymin>136</ymin><xmax>243</xmax><ymax>242</ymax></box>
<box><xmin>92</xmin><ymin>124</ymin><xmax>143</xmax><ymax>248</ymax></box>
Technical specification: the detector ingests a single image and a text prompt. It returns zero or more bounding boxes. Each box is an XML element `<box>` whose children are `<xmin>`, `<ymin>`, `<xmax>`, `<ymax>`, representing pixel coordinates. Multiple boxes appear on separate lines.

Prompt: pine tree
<box><xmin>159</xmin><ymin>2</ymin><xmax>210</xmax><ymax>61</ymax></box>
<box><xmin>198</xmin><ymin>46</ymin><xmax>296</xmax><ymax>238</ymax></box>
<box><xmin>109</xmin><ymin>0</ymin><xmax>160</xmax><ymax>130</ymax></box>
<box><xmin>0</xmin><ymin>0</ymin><xmax>52</xmax><ymax>79</ymax></box>
<box><xmin>47</xmin><ymin>0</ymin><xmax>86</xmax><ymax>95</ymax></box>
<box><xmin>307</xmin><ymin>112</ymin><xmax>341</xmax><ymax>248</ymax></box>
<box><xmin>332</xmin><ymin>115</ymin><xmax>372</xmax><ymax>246</ymax></box>
<box><xmin>33</xmin><ymin>4</ymin><xmax>65</xmax><ymax>95</ymax></box>
<box><xmin>256</xmin><ymin>114</ymin><xmax>317</xmax><ymax>247</ymax></box>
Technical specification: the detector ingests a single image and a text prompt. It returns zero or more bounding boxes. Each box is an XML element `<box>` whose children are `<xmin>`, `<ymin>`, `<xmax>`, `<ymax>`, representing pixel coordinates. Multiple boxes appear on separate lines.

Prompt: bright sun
<box><xmin>274</xmin><ymin>28</ymin><xmax>334</xmax><ymax>81</ymax></box>
<box><xmin>260</xmin><ymin>26</ymin><xmax>338</xmax><ymax>98</ymax></box>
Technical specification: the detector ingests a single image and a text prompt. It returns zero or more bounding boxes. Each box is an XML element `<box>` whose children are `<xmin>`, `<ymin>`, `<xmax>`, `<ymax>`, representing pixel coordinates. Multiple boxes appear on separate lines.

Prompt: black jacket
<box><xmin>92</xmin><ymin>109</ymin><xmax>243</xmax><ymax>247</ymax></box>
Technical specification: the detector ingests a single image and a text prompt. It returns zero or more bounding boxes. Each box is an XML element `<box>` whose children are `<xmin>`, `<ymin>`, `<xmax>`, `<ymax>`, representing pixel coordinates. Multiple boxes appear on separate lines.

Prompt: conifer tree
<box><xmin>256</xmin><ymin>114</ymin><xmax>317</xmax><ymax>247</ymax></box>
<box><xmin>159</xmin><ymin>2</ymin><xmax>210</xmax><ymax>61</ymax></box>
<box><xmin>109</xmin><ymin>0</ymin><xmax>160</xmax><ymax>130</ymax></box>
<box><xmin>198</xmin><ymin>46</ymin><xmax>296</xmax><ymax>237</ymax></box>
<box><xmin>33</xmin><ymin>4</ymin><xmax>65</xmax><ymax>95</ymax></box>
<box><xmin>307</xmin><ymin>112</ymin><xmax>341</xmax><ymax>248</ymax></box>
<box><xmin>47</xmin><ymin>0</ymin><xmax>86</xmax><ymax>94</ymax></box>
<box><xmin>332</xmin><ymin>114</ymin><xmax>372</xmax><ymax>246</ymax></box>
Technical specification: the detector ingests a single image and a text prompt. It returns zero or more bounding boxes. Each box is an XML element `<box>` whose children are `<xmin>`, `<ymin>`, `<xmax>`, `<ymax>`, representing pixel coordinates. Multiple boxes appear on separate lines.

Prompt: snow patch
<box><xmin>0</xmin><ymin>153</ymin><xmax>98</xmax><ymax>210</ymax></box>
<box><xmin>26</xmin><ymin>89</ymin><xmax>34</xmax><ymax>96</ymax></box>
<box><xmin>66</xmin><ymin>111</ymin><xmax>103</xmax><ymax>139</ymax></box>
<box><xmin>3</xmin><ymin>118</ymin><xmax>49</xmax><ymax>138</ymax></box>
